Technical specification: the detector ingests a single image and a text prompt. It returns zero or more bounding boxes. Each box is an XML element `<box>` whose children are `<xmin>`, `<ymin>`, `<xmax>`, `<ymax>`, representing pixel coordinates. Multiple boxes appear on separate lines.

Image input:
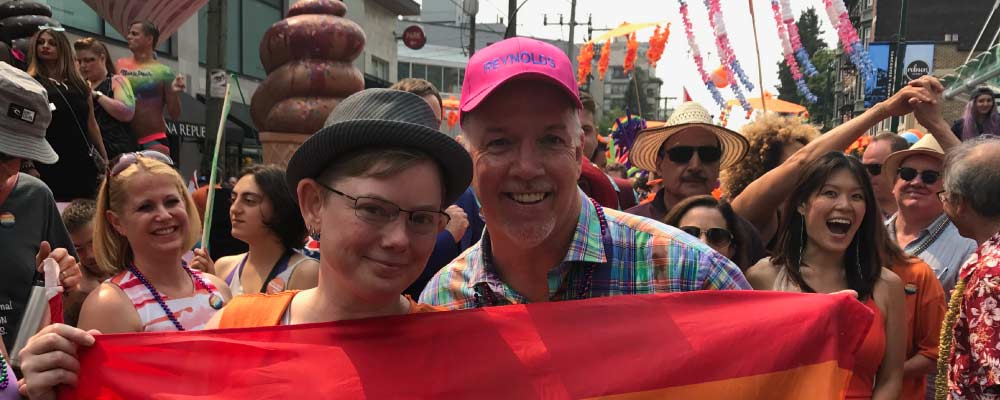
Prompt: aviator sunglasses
<box><xmin>679</xmin><ymin>226</ymin><xmax>734</xmax><ymax>247</ymax></box>
<box><xmin>660</xmin><ymin>146</ymin><xmax>723</xmax><ymax>164</ymax></box>
<box><xmin>897</xmin><ymin>167</ymin><xmax>940</xmax><ymax>185</ymax></box>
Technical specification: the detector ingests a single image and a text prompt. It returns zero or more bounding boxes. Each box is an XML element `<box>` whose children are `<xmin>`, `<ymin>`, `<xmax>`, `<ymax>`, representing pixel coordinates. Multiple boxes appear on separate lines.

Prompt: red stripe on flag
<box><xmin>61</xmin><ymin>291</ymin><xmax>871</xmax><ymax>399</ymax></box>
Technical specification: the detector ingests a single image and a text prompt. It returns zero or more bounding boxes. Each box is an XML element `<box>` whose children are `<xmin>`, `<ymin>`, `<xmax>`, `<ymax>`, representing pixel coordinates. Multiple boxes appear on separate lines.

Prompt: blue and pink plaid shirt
<box><xmin>419</xmin><ymin>190</ymin><xmax>750</xmax><ymax>309</ymax></box>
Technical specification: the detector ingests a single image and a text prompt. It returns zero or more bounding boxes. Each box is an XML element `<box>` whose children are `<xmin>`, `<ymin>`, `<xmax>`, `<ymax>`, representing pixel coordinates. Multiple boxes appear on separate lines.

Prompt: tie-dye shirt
<box><xmin>117</xmin><ymin>58</ymin><xmax>173</xmax><ymax>105</ymax></box>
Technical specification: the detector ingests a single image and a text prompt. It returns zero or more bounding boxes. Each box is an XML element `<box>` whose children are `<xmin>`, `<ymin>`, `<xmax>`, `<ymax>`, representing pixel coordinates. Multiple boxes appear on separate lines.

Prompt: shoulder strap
<box><xmin>218</xmin><ymin>291</ymin><xmax>299</xmax><ymax>329</ymax></box>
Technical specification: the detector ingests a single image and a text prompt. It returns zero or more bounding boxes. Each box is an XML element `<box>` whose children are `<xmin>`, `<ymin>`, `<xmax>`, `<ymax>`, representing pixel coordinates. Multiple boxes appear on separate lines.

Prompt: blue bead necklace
<box><xmin>127</xmin><ymin>263</ymin><xmax>223</xmax><ymax>331</ymax></box>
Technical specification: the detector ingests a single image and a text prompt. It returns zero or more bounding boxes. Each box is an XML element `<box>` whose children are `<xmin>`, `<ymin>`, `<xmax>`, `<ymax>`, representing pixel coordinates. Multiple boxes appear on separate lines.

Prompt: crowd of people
<box><xmin>1</xmin><ymin>19</ymin><xmax>1000</xmax><ymax>400</ymax></box>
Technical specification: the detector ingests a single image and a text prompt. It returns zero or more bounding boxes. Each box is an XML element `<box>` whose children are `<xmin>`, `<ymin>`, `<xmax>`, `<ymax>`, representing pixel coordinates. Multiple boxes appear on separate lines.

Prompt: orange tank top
<box><xmin>218</xmin><ymin>291</ymin><xmax>442</xmax><ymax>329</ymax></box>
<box><xmin>845</xmin><ymin>298</ymin><xmax>886</xmax><ymax>399</ymax></box>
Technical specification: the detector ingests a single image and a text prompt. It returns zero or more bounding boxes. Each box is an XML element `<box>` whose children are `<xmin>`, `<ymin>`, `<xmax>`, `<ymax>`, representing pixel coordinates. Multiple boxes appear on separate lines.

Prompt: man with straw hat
<box><xmin>420</xmin><ymin>37</ymin><xmax>749</xmax><ymax>310</ymax></box>
<box><xmin>884</xmin><ymin>134</ymin><xmax>976</xmax><ymax>297</ymax></box>
<box><xmin>625</xmin><ymin>101</ymin><xmax>766</xmax><ymax>263</ymax></box>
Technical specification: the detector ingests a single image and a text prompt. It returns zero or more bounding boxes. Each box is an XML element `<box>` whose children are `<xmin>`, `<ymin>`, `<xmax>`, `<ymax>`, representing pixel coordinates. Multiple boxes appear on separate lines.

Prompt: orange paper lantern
<box><xmin>711</xmin><ymin>66</ymin><xmax>730</xmax><ymax>88</ymax></box>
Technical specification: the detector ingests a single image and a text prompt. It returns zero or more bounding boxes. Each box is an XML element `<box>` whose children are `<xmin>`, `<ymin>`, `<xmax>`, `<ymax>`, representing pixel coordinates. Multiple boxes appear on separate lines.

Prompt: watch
<box><xmin>92</xmin><ymin>90</ymin><xmax>105</xmax><ymax>100</ymax></box>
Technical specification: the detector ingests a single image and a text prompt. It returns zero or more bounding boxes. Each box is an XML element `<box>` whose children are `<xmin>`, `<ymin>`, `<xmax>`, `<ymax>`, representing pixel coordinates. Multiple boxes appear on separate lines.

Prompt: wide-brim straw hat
<box><xmin>286</xmin><ymin>89</ymin><xmax>473</xmax><ymax>206</ymax></box>
<box><xmin>882</xmin><ymin>134</ymin><xmax>945</xmax><ymax>185</ymax></box>
<box><xmin>630</xmin><ymin>101</ymin><xmax>749</xmax><ymax>171</ymax></box>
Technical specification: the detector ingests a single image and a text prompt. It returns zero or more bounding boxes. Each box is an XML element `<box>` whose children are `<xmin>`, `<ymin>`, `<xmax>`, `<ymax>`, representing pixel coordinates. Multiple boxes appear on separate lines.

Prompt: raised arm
<box><xmin>165</xmin><ymin>74</ymin><xmax>184</xmax><ymax>120</ymax></box>
<box><xmin>909</xmin><ymin>76</ymin><xmax>961</xmax><ymax>151</ymax></box>
<box><xmin>96</xmin><ymin>75</ymin><xmax>135</xmax><ymax>123</ymax></box>
<box><xmin>731</xmin><ymin>82</ymin><xmax>938</xmax><ymax>243</ymax></box>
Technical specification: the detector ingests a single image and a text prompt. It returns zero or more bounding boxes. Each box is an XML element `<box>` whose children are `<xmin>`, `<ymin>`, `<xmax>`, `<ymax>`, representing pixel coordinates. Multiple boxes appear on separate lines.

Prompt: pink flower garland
<box><xmin>771</xmin><ymin>0</ymin><xmax>818</xmax><ymax>103</ymax></box>
<box><xmin>678</xmin><ymin>0</ymin><xmax>726</xmax><ymax>108</ymax></box>
<box><xmin>779</xmin><ymin>0</ymin><xmax>818</xmax><ymax>76</ymax></box>
<box><xmin>822</xmin><ymin>0</ymin><xmax>873</xmax><ymax>81</ymax></box>
<box><xmin>705</xmin><ymin>0</ymin><xmax>752</xmax><ymax>113</ymax></box>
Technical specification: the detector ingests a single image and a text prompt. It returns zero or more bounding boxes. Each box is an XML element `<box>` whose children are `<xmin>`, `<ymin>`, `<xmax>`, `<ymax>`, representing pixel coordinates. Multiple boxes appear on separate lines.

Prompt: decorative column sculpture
<box><xmin>251</xmin><ymin>0</ymin><xmax>365</xmax><ymax>166</ymax></box>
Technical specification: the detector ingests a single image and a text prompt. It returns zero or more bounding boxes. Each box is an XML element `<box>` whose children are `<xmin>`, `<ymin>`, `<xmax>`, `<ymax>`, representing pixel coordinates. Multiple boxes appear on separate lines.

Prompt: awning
<box><xmin>165</xmin><ymin>92</ymin><xmax>244</xmax><ymax>144</ymax></box>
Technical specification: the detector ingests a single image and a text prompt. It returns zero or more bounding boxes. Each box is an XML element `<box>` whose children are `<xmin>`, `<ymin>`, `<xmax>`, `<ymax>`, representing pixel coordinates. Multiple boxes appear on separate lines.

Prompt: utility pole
<box><xmin>505</xmin><ymin>0</ymin><xmax>517</xmax><ymax>38</ymax></box>
<box><xmin>567</xmin><ymin>0</ymin><xmax>577</xmax><ymax>63</ymax></box>
<box><xmin>202</xmin><ymin>0</ymin><xmax>227</xmax><ymax>175</ymax></box>
<box><xmin>889</xmin><ymin>0</ymin><xmax>908</xmax><ymax>132</ymax></box>
<box><xmin>464</xmin><ymin>0</ymin><xmax>478</xmax><ymax>56</ymax></box>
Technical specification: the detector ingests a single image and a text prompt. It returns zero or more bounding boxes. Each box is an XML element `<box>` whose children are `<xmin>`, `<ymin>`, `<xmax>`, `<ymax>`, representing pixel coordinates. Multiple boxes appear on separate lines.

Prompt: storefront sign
<box><xmin>166</xmin><ymin>121</ymin><xmax>206</xmax><ymax>139</ymax></box>
<box><xmin>402</xmin><ymin>25</ymin><xmax>426</xmax><ymax>50</ymax></box>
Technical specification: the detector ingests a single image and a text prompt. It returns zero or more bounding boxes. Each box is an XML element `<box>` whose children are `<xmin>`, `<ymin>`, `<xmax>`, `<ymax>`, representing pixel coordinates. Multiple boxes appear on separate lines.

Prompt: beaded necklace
<box><xmin>0</xmin><ymin>351</ymin><xmax>8</xmax><ymax>390</ymax></box>
<box><xmin>127</xmin><ymin>262</ymin><xmax>223</xmax><ymax>331</ymax></box>
<box><xmin>474</xmin><ymin>198</ymin><xmax>611</xmax><ymax>307</ymax></box>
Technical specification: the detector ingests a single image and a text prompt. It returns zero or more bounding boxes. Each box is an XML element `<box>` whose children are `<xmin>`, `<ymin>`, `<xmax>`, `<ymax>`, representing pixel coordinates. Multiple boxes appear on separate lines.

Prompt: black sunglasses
<box><xmin>863</xmin><ymin>163</ymin><xmax>882</xmax><ymax>176</ymax></box>
<box><xmin>660</xmin><ymin>146</ymin><xmax>722</xmax><ymax>164</ymax></box>
<box><xmin>897</xmin><ymin>167</ymin><xmax>940</xmax><ymax>185</ymax></box>
<box><xmin>679</xmin><ymin>226</ymin><xmax>734</xmax><ymax>247</ymax></box>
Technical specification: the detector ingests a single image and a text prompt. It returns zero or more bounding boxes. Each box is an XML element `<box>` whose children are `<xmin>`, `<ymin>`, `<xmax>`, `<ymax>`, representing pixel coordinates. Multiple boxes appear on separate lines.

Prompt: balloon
<box><xmin>900</xmin><ymin>132</ymin><xmax>920</xmax><ymax>144</ymax></box>
<box><xmin>711</xmin><ymin>65</ymin><xmax>730</xmax><ymax>88</ymax></box>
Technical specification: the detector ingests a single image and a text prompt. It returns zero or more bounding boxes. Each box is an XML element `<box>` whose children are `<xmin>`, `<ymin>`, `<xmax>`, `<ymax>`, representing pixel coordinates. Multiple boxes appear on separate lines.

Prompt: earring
<box><xmin>855</xmin><ymin>239</ymin><xmax>862</xmax><ymax>278</ymax></box>
<box><xmin>309</xmin><ymin>225</ymin><xmax>321</xmax><ymax>241</ymax></box>
<box><xmin>797</xmin><ymin>218</ymin><xmax>806</xmax><ymax>267</ymax></box>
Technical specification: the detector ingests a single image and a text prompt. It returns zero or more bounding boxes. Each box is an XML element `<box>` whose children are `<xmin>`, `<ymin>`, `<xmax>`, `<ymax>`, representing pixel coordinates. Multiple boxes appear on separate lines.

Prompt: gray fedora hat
<box><xmin>286</xmin><ymin>89</ymin><xmax>473</xmax><ymax>206</ymax></box>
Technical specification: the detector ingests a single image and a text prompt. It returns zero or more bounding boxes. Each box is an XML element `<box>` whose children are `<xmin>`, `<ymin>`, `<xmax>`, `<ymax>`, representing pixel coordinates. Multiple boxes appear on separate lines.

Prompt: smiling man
<box><xmin>419</xmin><ymin>38</ymin><xmax>749</xmax><ymax>310</ymax></box>
<box><xmin>117</xmin><ymin>21</ymin><xmax>184</xmax><ymax>157</ymax></box>
<box><xmin>883</xmin><ymin>135</ymin><xmax>976</xmax><ymax>296</ymax></box>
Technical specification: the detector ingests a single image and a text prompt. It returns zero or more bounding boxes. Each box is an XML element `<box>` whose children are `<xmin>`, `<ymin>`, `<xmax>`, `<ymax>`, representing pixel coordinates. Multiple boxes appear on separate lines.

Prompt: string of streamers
<box><xmin>678</xmin><ymin>0</ymin><xmax>726</xmax><ymax>108</ymax></box>
<box><xmin>646</xmin><ymin>24</ymin><xmax>670</xmax><ymax>68</ymax></box>
<box><xmin>577</xmin><ymin>42</ymin><xmax>595</xmax><ymax>85</ymax></box>
<box><xmin>822</xmin><ymin>0</ymin><xmax>874</xmax><ymax>82</ymax></box>
<box><xmin>598</xmin><ymin>39</ymin><xmax>612</xmax><ymax>80</ymax></box>
<box><xmin>719</xmin><ymin>102</ymin><xmax>731</xmax><ymax>126</ymax></box>
<box><xmin>770</xmin><ymin>0</ymin><xmax>818</xmax><ymax>103</ymax></box>
<box><xmin>624</xmin><ymin>32</ymin><xmax>640</xmax><ymax>73</ymax></box>
<box><xmin>779</xmin><ymin>0</ymin><xmax>818</xmax><ymax>76</ymax></box>
<box><xmin>610</xmin><ymin>110</ymin><xmax>647</xmax><ymax>170</ymax></box>
<box><xmin>705</xmin><ymin>0</ymin><xmax>752</xmax><ymax>113</ymax></box>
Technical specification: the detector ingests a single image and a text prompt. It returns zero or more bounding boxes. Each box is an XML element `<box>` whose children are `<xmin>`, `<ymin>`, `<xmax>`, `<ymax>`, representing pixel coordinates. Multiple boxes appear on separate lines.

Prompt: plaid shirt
<box><xmin>419</xmin><ymin>190</ymin><xmax>750</xmax><ymax>309</ymax></box>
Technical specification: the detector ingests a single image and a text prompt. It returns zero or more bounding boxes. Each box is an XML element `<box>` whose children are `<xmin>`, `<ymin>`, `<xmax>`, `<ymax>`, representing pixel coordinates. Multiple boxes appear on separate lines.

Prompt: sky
<box><xmin>469</xmin><ymin>0</ymin><xmax>842</xmax><ymax>127</ymax></box>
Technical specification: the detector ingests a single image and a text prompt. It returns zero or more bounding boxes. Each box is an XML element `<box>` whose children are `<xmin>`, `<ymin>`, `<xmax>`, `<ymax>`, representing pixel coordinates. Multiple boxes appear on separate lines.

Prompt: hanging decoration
<box><xmin>446</xmin><ymin>109</ymin><xmax>459</xmax><ymax>129</ymax></box>
<box><xmin>705</xmin><ymin>0</ymin><xmax>752</xmax><ymax>113</ymax></box>
<box><xmin>623</xmin><ymin>33</ymin><xmax>640</xmax><ymax>73</ymax></box>
<box><xmin>598</xmin><ymin>39</ymin><xmax>612</xmax><ymax>80</ymax></box>
<box><xmin>577</xmin><ymin>42</ymin><xmax>595</xmax><ymax>85</ymax></box>
<box><xmin>711</xmin><ymin>66</ymin><xmax>730</xmax><ymax>88</ymax></box>
<box><xmin>822</xmin><ymin>0</ymin><xmax>873</xmax><ymax>82</ymax></box>
<box><xmin>646</xmin><ymin>24</ymin><xmax>670</xmax><ymax>68</ymax></box>
<box><xmin>719</xmin><ymin>102</ymin><xmax>732</xmax><ymax>126</ymax></box>
<box><xmin>778</xmin><ymin>0</ymin><xmax>818</xmax><ymax>76</ymax></box>
<box><xmin>678</xmin><ymin>0</ymin><xmax>726</xmax><ymax>108</ymax></box>
<box><xmin>770</xmin><ymin>0</ymin><xmax>818</xmax><ymax>103</ymax></box>
<box><xmin>610</xmin><ymin>110</ymin><xmax>647</xmax><ymax>170</ymax></box>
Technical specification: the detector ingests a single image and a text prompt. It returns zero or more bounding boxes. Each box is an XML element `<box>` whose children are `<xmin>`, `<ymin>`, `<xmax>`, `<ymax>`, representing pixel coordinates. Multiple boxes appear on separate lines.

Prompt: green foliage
<box><xmin>775</xmin><ymin>7</ymin><xmax>838</xmax><ymax>130</ymax></box>
<box><xmin>599</xmin><ymin>107</ymin><xmax>625</xmax><ymax>135</ymax></box>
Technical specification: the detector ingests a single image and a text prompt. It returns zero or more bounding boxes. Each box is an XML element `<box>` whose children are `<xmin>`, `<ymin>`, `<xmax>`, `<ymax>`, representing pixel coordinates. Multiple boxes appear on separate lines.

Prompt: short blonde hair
<box><xmin>721</xmin><ymin>115</ymin><xmax>819</xmax><ymax>199</ymax></box>
<box><xmin>94</xmin><ymin>158</ymin><xmax>201</xmax><ymax>276</ymax></box>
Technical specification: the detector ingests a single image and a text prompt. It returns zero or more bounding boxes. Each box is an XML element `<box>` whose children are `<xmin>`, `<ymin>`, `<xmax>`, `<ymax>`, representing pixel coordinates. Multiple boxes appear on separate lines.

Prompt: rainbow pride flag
<box><xmin>62</xmin><ymin>291</ymin><xmax>872</xmax><ymax>399</ymax></box>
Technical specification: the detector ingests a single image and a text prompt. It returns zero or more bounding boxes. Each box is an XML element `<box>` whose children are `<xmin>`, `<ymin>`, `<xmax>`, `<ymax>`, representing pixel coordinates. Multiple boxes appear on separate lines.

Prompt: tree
<box><xmin>624</xmin><ymin>68</ymin><xmax>659</xmax><ymax>121</ymax></box>
<box><xmin>775</xmin><ymin>7</ymin><xmax>837</xmax><ymax>129</ymax></box>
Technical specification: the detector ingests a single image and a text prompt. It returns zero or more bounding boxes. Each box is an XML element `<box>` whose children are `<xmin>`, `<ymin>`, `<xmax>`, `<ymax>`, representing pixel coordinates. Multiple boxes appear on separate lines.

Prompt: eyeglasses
<box><xmin>109</xmin><ymin>151</ymin><xmax>174</xmax><ymax>177</ymax></box>
<box><xmin>897</xmin><ymin>167</ymin><xmax>940</xmax><ymax>185</ymax></box>
<box><xmin>316</xmin><ymin>182</ymin><xmax>450</xmax><ymax>235</ymax></box>
<box><xmin>660</xmin><ymin>146</ymin><xmax>722</xmax><ymax>164</ymax></box>
<box><xmin>863</xmin><ymin>163</ymin><xmax>882</xmax><ymax>176</ymax></box>
<box><xmin>679</xmin><ymin>226</ymin><xmax>734</xmax><ymax>247</ymax></box>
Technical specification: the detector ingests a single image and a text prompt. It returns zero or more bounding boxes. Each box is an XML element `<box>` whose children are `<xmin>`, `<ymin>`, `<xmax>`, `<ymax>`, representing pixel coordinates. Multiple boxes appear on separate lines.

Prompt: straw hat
<box><xmin>630</xmin><ymin>102</ymin><xmax>748</xmax><ymax>171</ymax></box>
<box><xmin>882</xmin><ymin>134</ymin><xmax>945</xmax><ymax>185</ymax></box>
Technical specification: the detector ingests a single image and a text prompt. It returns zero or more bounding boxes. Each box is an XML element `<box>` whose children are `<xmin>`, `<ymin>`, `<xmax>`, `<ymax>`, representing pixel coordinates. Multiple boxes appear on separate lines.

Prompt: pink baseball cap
<box><xmin>460</xmin><ymin>37</ymin><xmax>582</xmax><ymax>114</ymax></box>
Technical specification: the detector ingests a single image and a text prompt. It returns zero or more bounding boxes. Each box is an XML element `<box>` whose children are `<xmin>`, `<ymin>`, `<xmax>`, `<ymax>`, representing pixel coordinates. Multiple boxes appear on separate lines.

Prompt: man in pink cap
<box><xmin>419</xmin><ymin>37</ymin><xmax>749</xmax><ymax>309</ymax></box>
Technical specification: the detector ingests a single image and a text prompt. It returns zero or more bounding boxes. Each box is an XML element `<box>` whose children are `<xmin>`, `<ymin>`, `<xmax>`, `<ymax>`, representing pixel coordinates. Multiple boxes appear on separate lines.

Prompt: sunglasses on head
<box><xmin>660</xmin><ymin>146</ymin><xmax>722</xmax><ymax>164</ymax></box>
<box><xmin>679</xmin><ymin>226</ymin><xmax>734</xmax><ymax>247</ymax></box>
<box><xmin>108</xmin><ymin>151</ymin><xmax>174</xmax><ymax>177</ymax></box>
<box><xmin>863</xmin><ymin>163</ymin><xmax>882</xmax><ymax>176</ymax></box>
<box><xmin>897</xmin><ymin>167</ymin><xmax>940</xmax><ymax>185</ymax></box>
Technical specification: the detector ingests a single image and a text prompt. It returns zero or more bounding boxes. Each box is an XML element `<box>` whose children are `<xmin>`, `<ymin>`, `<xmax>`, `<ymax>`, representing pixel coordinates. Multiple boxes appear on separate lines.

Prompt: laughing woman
<box><xmin>746</xmin><ymin>152</ymin><xmax>905</xmax><ymax>400</ymax></box>
<box><xmin>212</xmin><ymin>165</ymin><xmax>319</xmax><ymax>295</ymax></box>
<box><xmin>17</xmin><ymin>89</ymin><xmax>472</xmax><ymax>398</ymax></box>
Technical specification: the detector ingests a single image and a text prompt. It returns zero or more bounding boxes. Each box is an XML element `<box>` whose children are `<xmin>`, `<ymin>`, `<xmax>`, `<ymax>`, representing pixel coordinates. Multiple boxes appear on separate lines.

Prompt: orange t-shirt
<box><xmin>218</xmin><ymin>291</ymin><xmax>442</xmax><ymax>329</ymax></box>
<box><xmin>890</xmin><ymin>258</ymin><xmax>947</xmax><ymax>400</ymax></box>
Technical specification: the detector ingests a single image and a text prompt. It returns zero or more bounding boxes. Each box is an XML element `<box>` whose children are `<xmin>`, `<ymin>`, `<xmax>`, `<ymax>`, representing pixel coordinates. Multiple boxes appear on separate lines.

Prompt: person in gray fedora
<box><xmin>0</xmin><ymin>61</ymin><xmax>82</xmax><ymax>365</ymax></box>
<box><xmin>18</xmin><ymin>88</ymin><xmax>473</xmax><ymax>398</ymax></box>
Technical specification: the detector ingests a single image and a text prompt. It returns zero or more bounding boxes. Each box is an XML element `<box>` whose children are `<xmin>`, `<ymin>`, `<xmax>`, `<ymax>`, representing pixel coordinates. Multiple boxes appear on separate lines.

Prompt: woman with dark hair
<box><xmin>747</xmin><ymin>152</ymin><xmax>905</xmax><ymax>400</ymax></box>
<box><xmin>951</xmin><ymin>87</ymin><xmax>1000</xmax><ymax>141</ymax></box>
<box><xmin>212</xmin><ymin>164</ymin><xmax>320</xmax><ymax>295</ymax></box>
<box><xmin>663</xmin><ymin>195</ymin><xmax>754</xmax><ymax>270</ymax></box>
<box><xmin>28</xmin><ymin>28</ymin><xmax>107</xmax><ymax>201</ymax></box>
<box><xmin>721</xmin><ymin>114</ymin><xmax>818</xmax><ymax>200</ymax></box>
